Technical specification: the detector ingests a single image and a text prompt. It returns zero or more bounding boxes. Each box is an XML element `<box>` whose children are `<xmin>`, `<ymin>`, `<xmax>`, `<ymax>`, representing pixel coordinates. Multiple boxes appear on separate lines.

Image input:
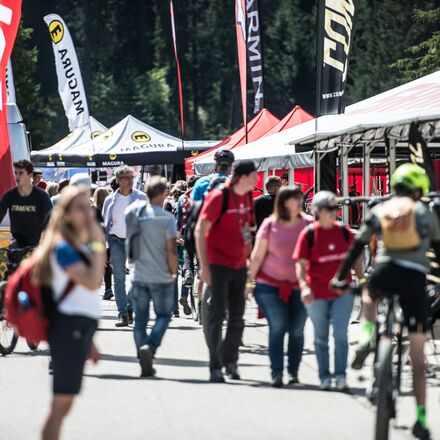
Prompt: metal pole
<box><xmin>387</xmin><ymin>138</ymin><xmax>397</xmax><ymax>193</ymax></box>
<box><xmin>362</xmin><ymin>143</ymin><xmax>376</xmax><ymax>222</ymax></box>
<box><xmin>340</xmin><ymin>144</ymin><xmax>349</xmax><ymax>224</ymax></box>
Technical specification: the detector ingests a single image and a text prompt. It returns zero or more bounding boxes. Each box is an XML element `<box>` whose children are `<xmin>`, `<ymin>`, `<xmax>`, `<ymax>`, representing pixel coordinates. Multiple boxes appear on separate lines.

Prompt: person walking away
<box><xmin>191</xmin><ymin>150</ymin><xmax>235</xmax><ymax>202</ymax></box>
<box><xmin>293</xmin><ymin>191</ymin><xmax>363</xmax><ymax>391</ymax></box>
<box><xmin>254</xmin><ymin>176</ymin><xmax>282</xmax><ymax>230</ymax></box>
<box><xmin>50</xmin><ymin>180</ymin><xmax>69</xmax><ymax>207</ymax></box>
<box><xmin>195</xmin><ymin>160</ymin><xmax>257</xmax><ymax>383</ymax></box>
<box><xmin>33</xmin><ymin>185</ymin><xmax>105</xmax><ymax>440</ymax></box>
<box><xmin>93</xmin><ymin>187</ymin><xmax>113</xmax><ymax>300</ymax></box>
<box><xmin>176</xmin><ymin>176</ymin><xmax>199</xmax><ymax>315</ymax></box>
<box><xmin>0</xmin><ymin>160</ymin><xmax>52</xmax><ymax>248</ymax></box>
<box><xmin>331</xmin><ymin>164</ymin><xmax>440</xmax><ymax>440</ymax></box>
<box><xmin>102</xmin><ymin>166</ymin><xmax>146</xmax><ymax>327</ymax></box>
<box><xmin>33</xmin><ymin>169</ymin><xmax>47</xmax><ymax>190</ymax></box>
<box><xmin>248</xmin><ymin>186</ymin><xmax>312</xmax><ymax>387</ymax></box>
<box><xmin>46</xmin><ymin>182</ymin><xmax>59</xmax><ymax>199</ymax></box>
<box><xmin>126</xmin><ymin>176</ymin><xmax>178</xmax><ymax>377</ymax></box>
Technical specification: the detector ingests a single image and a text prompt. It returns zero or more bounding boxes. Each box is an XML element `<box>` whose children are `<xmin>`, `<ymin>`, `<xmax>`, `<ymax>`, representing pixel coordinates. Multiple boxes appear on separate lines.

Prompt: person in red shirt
<box><xmin>33</xmin><ymin>170</ymin><xmax>47</xmax><ymax>190</ymax></box>
<box><xmin>293</xmin><ymin>191</ymin><xmax>362</xmax><ymax>391</ymax></box>
<box><xmin>195</xmin><ymin>160</ymin><xmax>257</xmax><ymax>383</ymax></box>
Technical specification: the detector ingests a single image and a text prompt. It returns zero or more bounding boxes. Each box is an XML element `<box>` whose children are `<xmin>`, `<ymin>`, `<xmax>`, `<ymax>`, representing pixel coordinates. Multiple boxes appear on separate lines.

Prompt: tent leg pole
<box><xmin>288</xmin><ymin>168</ymin><xmax>294</xmax><ymax>186</ymax></box>
<box><xmin>387</xmin><ymin>138</ymin><xmax>397</xmax><ymax>193</ymax></box>
<box><xmin>362</xmin><ymin>143</ymin><xmax>375</xmax><ymax>222</ymax></box>
<box><xmin>340</xmin><ymin>144</ymin><xmax>349</xmax><ymax>224</ymax></box>
<box><xmin>315</xmin><ymin>152</ymin><xmax>325</xmax><ymax>193</ymax></box>
<box><xmin>263</xmin><ymin>170</ymin><xmax>269</xmax><ymax>193</ymax></box>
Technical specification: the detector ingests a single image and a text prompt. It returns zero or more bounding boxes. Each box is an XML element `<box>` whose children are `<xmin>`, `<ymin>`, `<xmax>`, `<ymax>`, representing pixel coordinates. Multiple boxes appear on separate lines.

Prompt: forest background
<box><xmin>14</xmin><ymin>1</ymin><xmax>440</xmax><ymax>149</ymax></box>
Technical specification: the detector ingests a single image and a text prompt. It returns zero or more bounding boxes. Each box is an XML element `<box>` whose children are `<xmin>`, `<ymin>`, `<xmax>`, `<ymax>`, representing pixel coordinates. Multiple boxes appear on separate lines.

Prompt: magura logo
<box><xmin>96</xmin><ymin>131</ymin><xmax>113</xmax><ymax>143</ymax></box>
<box><xmin>109</xmin><ymin>154</ymin><xmax>117</xmax><ymax>161</ymax></box>
<box><xmin>49</xmin><ymin>20</ymin><xmax>64</xmax><ymax>44</ymax></box>
<box><xmin>58</xmin><ymin>154</ymin><xmax>63</xmax><ymax>161</ymax></box>
<box><xmin>131</xmin><ymin>131</ymin><xmax>151</xmax><ymax>143</ymax></box>
<box><xmin>91</xmin><ymin>131</ymin><xmax>102</xmax><ymax>139</ymax></box>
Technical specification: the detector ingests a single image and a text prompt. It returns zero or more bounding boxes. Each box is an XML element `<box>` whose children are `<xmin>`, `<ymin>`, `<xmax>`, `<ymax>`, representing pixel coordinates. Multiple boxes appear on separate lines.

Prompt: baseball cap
<box><xmin>232</xmin><ymin>160</ymin><xmax>257</xmax><ymax>177</ymax></box>
<box><xmin>70</xmin><ymin>173</ymin><xmax>92</xmax><ymax>189</ymax></box>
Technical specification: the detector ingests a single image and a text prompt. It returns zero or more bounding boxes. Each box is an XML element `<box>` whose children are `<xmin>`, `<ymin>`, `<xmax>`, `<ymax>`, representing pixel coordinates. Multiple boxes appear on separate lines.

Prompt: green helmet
<box><xmin>391</xmin><ymin>163</ymin><xmax>430</xmax><ymax>195</ymax></box>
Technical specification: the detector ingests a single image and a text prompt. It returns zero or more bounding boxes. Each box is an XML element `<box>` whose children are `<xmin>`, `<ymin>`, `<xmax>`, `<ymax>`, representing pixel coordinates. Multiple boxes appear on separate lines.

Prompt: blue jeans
<box><xmin>306</xmin><ymin>293</ymin><xmax>354</xmax><ymax>381</ymax></box>
<box><xmin>254</xmin><ymin>283</ymin><xmax>307</xmax><ymax>377</ymax></box>
<box><xmin>131</xmin><ymin>282</ymin><xmax>175</xmax><ymax>352</ymax></box>
<box><xmin>108</xmin><ymin>235</ymin><xmax>131</xmax><ymax>316</ymax></box>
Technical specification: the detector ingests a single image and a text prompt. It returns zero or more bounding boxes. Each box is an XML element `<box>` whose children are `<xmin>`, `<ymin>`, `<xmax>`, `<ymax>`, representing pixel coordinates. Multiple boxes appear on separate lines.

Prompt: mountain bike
<box><xmin>369</xmin><ymin>293</ymin><xmax>405</xmax><ymax>440</ymax></box>
<box><xmin>0</xmin><ymin>246</ymin><xmax>37</xmax><ymax>355</ymax></box>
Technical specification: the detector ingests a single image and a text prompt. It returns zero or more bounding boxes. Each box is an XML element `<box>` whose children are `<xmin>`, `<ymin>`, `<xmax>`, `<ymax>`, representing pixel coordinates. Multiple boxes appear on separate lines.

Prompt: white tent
<box><xmin>33</xmin><ymin>115</ymin><xmax>217</xmax><ymax>167</ymax></box>
<box><xmin>31</xmin><ymin>117</ymin><xmax>107</xmax><ymax>166</ymax></box>
<box><xmin>232</xmin><ymin>70</ymin><xmax>440</xmax><ymax>169</ymax></box>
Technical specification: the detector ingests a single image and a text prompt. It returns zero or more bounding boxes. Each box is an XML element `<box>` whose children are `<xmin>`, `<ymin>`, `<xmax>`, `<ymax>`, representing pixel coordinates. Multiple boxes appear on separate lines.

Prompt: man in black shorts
<box><xmin>0</xmin><ymin>160</ymin><xmax>52</xmax><ymax>248</ymax></box>
<box><xmin>332</xmin><ymin>164</ymin><xmax>440</xmax><ymax>440</ymax></box>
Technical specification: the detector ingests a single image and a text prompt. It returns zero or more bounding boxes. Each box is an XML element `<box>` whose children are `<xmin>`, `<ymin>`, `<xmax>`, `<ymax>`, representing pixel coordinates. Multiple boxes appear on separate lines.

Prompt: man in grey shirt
<box><xmin>125</xmin><ymin>176</ymin><xmax>178</xmax><ymax>377</ymax></box>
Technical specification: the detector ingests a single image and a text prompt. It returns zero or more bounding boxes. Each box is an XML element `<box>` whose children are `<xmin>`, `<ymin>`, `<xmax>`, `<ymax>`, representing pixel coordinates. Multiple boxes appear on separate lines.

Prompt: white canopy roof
<box><xmin>232</xmin><ymin>70</ymin><xmax>440</xmax><ymax>168</ymax></box>
<box><xmin>33</xmin><ymin>115</ymin><xmax>216</xmax><ymax>167</ymax></box>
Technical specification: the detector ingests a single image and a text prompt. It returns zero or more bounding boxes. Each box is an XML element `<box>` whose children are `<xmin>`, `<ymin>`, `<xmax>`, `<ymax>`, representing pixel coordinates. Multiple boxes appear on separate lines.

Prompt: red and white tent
<box><xmin>186</xmin><ymin>108</ymin><xmax>279</xmax><ymax>175</ymax></box>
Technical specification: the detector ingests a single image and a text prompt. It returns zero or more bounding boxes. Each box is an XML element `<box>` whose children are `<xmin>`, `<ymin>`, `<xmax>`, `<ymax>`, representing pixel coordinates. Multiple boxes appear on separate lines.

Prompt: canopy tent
<box><xmin>31</xmin><ymin>117</ymin><xmax>107</xmax><ymax>165</ymax></box>
<box><xmin>196</xmin><ymin>106</ymin><xmax>314</xmax><ymax>174</ymax></box>
<box><xmin>186</xmin><ymin>108</ymin><xmax>280</xmax><ymax>175</ymax></box>
<box><xmin>32</xmin><ymin>115</ymin><xmax>218</xmax><ymax>168</ymax></box>
<box><xmin>230</xmin><ymin>70</ymin><xmax>440</xmax><ymax>171</ymax></box>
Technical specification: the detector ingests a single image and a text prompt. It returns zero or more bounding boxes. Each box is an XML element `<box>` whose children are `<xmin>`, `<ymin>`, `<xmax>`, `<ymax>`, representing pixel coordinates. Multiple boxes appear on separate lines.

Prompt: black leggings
<box><xmin>104</xmin><ymin>248</ymin><xmax>112</xmax><ymax>291</ymax></box>
<box><xmin>49</xmin><ymin>313</ymin><xmax>97</xmax><ymax>394</ymax></box>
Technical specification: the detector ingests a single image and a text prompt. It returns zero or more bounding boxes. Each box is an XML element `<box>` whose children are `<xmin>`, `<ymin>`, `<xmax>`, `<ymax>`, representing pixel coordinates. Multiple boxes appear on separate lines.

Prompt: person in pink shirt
<box><xmin>247</xmin><ymin>186</ymin><xmax>313</xmax><ymax>387</ymax></box>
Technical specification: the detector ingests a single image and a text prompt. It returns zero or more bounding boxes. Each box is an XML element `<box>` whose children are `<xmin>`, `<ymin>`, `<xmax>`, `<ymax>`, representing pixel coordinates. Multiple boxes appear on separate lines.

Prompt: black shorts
<box><xmin>49</xmin><ymin>313</ymin><xmax>97</xmax><ymax>395</ymax></box>
<box><xmin>368</xmin><ymin>262</ymin><xmax>428</xmax><ymax>333</ymax></box>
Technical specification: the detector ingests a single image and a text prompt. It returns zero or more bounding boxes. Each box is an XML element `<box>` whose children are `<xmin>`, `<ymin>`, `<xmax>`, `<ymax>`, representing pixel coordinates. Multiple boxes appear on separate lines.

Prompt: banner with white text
<box><xmin>316</xmin><ymin>0</ymin><xmax>358</xmax><ymax>116</ymax></box>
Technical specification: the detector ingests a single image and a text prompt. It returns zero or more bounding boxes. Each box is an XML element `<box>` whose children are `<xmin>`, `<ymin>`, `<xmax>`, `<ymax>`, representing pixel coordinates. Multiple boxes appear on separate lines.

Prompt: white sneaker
<box><xmin>319</xmin><ymin>378</ymin><xmax>331</xmax><ymax>391</ymax></box>
<box><xmin>335</xmin><ymin>376</ymin><xmax>349</xmax><ymax>391</ymax></box>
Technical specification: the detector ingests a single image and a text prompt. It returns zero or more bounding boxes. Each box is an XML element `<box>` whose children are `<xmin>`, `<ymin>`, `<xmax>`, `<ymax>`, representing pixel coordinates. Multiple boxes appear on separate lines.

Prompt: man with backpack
<box><xmin>125</xmin><ymin>176</ymin><xmax>178</xmax><ymax>377</ymax></box>
<box><xmin>332</xmin><ymin>164</ymin><xmax>440</xmax><ymax>440</ymax></box>
<box><xmin>195</xmin><ymin>160</ymin><xmax>257</xmax><ymax>383</ymax></box>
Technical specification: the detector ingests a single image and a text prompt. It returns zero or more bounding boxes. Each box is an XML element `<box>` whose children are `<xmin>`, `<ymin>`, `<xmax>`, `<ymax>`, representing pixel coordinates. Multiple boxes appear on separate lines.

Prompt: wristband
<box><xmin>90</xmin><ymin>241</ymin><xmax>105</xmax><ymax>254</ymax></box>
<box><xmin>358</xmin><ymin>277</ymin><xmax>367</xmax><ymax>285</ymax></box>
<box><xmin>245</xmin><ymin>282</ymin><xmax>253</xmax><ymax>289</ymax></box>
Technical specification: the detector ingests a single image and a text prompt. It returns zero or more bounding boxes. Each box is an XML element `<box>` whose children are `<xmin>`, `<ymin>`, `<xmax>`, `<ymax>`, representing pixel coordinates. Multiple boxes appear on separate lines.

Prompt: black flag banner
<box><xmin>246</xmin><ymin>0</ymin><xmax>264</xmax><ymax>114</ymax></box>
<box><xmin>316</xmin><ymin>0</ymin><xmax>358</xmax><ymax>116</ymax></box>
<box><xmin>408</xmin><ymin>122</ymin><xmax>436</xmax><ymax>191</ymax></box>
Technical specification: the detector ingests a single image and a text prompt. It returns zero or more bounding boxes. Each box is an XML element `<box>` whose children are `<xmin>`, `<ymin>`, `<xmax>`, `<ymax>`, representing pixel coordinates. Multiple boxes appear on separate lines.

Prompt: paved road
<box><xmin>2</xmin><ymin>294</ymin><xmax>440</xmax><ymax>440</ymax></box>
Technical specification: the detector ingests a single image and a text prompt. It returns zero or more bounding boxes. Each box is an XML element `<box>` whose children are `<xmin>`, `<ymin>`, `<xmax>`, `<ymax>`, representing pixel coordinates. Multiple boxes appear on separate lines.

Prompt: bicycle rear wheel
<box><xmin>0</xmin><ymin>281</ymin><xmax>18</xmax><ymax>356</ymax></box>
<box><xmin>375</xmin><ymin>337</ymin><xmax>393</xmax><ymax>440</ymax></box>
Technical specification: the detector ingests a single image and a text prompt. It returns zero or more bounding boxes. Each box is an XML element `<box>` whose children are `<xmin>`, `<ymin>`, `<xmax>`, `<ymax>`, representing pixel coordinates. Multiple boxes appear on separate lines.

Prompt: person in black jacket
<box><xmin>254</xmin><ymin>176</ymin><xmax>282</xmax><ymax>230</ymax></box>
<box><xmin>0</xmin><ymin>160</ymin><xmax>52</xmax><ymax>248</ymax></box>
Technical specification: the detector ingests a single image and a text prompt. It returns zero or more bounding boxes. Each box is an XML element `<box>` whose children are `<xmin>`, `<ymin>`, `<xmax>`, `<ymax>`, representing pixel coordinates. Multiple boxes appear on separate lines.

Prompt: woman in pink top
<box><xmin>248</xmin><ymin>186</ymin><xmax>312</xmax><ymax>387</ymax></box>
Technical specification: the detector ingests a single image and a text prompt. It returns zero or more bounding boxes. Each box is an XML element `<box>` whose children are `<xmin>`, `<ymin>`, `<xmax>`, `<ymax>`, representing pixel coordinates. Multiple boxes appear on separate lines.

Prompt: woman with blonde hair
<box><xmin>46</xmin><ymin>182</ymin><xmax>59</xmax><ymax>198</ymax></box>
<box><xmin>33</xmin><ymin>186</ymin><xmax>105</xmax><ymax>440</ymax></box>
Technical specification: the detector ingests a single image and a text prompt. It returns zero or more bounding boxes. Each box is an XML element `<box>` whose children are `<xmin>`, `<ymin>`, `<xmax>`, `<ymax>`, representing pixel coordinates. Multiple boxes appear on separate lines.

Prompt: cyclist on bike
<box><xmin>331</xmin><ymin>163</ymin><xmax>440</xmax><ymax>440</ymax></box>
<box><xmin>0</xmin><ymin>160</ymin><xmax>52</xmax><ymax>248</ymax></box>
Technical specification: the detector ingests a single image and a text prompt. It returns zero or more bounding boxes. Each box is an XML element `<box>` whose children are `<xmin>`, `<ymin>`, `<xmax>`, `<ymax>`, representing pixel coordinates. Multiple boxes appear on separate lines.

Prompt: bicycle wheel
<box><xmin>0</xmin><ymin>281</ymin><xmax>18</xmax><ymax>356</ymax></box>
<box><xmin>375</xmin><ymin>337</ymin><xmax>393</xmax><ymax>440</ymax></box>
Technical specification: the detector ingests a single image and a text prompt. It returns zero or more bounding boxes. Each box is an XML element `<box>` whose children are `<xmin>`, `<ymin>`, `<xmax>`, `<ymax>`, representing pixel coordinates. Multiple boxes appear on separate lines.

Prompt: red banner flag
<box><xmin>0</xmin><ymin>1</ymin><xmax>21</xmax><ymax>197</ymax></box>
<box><xmin>235</xmin><ymin>0</ymin><xmax>247</xmax><ymax>131</ymax></box>
<box><xmin>170</xmin><ymin>0</ymin><xmax>185</xmax><ymax>142</ymax></box>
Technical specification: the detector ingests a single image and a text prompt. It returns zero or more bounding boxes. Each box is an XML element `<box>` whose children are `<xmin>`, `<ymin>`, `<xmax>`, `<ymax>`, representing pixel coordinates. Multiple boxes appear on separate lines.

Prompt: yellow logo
<box><xmin>49</xmin><ymin>154</ymin><xmax>53</xmax><ymax>161</ymax></box>
<box><xmin>109</xmin><ymin>154</ymin><xmax>117</xmax><ymax>161</ymax></box>
<box><xmin>91</xmin><ymin>131</ymin><xmax>102</xmax><ymax>139</ymax></box>
<box><xmin>131</xmin><ymin>131</ymin><xmax>151</xmax><ymax>143</ymax></box>
<box><xmin>96</xmin><ymin>131</ymin><xmax>113</xmax><ymax>143</ymax></box>
<box><xmin>49</xmin><ymin>20</ymin><xmax>64</xmax><ymax>44</ymax></box>
<box><xmin>58</xmin><ymin>154</ymin><xmax>63</xmax><ymax>161</ymax></box>
<box><xmin>191</xmin><ymin>150</ymin><xmax>198</xmax><ymax>157</ymax></box>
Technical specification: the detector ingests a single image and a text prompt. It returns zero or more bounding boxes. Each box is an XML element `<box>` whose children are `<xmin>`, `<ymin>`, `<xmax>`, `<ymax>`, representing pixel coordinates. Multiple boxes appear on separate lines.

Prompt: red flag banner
<box><xmin>170</xmin><ymin>0</ymin><xmax>185</xmax><ymax>141</ymax></box>
<box><xmin>235</xmin><ymin>0</ymin><xmax>247</xmax><ymax>129</ymax></box>
<box><xmin>0</xmin><ymin>1</ymin><xmax>21</xmax><ymax>197</ymax></box>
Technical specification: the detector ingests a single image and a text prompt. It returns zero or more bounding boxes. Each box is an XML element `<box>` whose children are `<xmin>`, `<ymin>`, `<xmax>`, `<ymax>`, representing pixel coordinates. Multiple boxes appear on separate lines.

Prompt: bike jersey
<box><xmin>357</xmin><ymin>198</ymin><xmax>440</xmax><ymax>273</ymax></box>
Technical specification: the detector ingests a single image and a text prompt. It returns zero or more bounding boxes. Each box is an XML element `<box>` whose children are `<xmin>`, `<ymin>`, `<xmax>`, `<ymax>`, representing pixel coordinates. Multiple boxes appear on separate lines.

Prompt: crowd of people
<box><xmin>0</xmin><ymin>155</ymin><xmax>438</xmax><ymax>440</ymax></box>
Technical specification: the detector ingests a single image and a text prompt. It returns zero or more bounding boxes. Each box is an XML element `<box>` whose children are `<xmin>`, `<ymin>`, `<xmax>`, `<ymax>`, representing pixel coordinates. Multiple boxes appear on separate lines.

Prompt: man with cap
<box><xmin>195</xmin><ymin>160</ymin><xmax>257</xmax><ymax>383</ymax></box>
<box><xmin>191</xmin><ymin>150</ymin><xmax>235</xmax><ymax>202</ymax></box>
<box><xmin>33</xmin><ymin>169</ymin><xmax>47</xmax><ymax>190</ymax></box>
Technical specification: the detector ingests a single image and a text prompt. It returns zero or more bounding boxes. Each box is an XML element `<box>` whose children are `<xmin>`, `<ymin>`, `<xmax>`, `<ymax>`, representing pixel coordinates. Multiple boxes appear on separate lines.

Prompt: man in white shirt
<box><xmin>102</xmin><ymin>165</ymin><xmax>146</xmax><ymax>327</ymax></box>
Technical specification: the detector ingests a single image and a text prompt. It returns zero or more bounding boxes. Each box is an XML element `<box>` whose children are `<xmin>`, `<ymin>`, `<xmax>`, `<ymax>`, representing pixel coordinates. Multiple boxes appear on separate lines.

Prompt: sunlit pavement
<box><xmin>2</xmin><ymin>292</ymin><xmax>440</xmax><ymax>440</ymax></box>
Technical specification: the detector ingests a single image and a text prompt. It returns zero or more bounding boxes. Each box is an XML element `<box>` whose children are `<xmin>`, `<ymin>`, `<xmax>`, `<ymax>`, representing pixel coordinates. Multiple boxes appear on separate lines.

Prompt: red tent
<box><xmin>185</xmin><ymin>108</ymin><xmax>279</xmax><ymax>175</ymax></box>
<box><xmin>262</xmin><ymin>105</ymin><xmax>313</xmax><ymax>137</ymax></box>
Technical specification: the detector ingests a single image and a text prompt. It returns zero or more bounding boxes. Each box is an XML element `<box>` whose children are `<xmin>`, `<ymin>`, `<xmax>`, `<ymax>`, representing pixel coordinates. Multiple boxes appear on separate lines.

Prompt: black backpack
<box><xmin>183</xmin><ymin>176</ymin><xmax>229</xmax><ymax>255</ymax></box>
<box><xmin>306</xmin><ymin>222</ymin><xmax>350</xmax><ymax>249</ymax></box>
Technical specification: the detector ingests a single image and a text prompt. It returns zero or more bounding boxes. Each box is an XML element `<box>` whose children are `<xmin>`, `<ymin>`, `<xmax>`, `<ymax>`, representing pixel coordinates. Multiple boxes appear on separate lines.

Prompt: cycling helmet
<box><xmin>214</xmin><ymin>149</ymin><xmax>235</xmax><ymax>165</ymax></box>
<box><xmin>391</xmin><ymin>163</ymin><xmax>430</xmax><ymax>195</ymax></box>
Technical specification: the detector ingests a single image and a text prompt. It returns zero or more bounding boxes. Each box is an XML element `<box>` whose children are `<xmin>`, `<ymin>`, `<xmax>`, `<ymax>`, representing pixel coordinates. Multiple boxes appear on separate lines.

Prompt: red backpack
<box><xmin>5</xmin><ymin>257</ymin><xmax>74</xmax><ymax>343</ymax></box>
